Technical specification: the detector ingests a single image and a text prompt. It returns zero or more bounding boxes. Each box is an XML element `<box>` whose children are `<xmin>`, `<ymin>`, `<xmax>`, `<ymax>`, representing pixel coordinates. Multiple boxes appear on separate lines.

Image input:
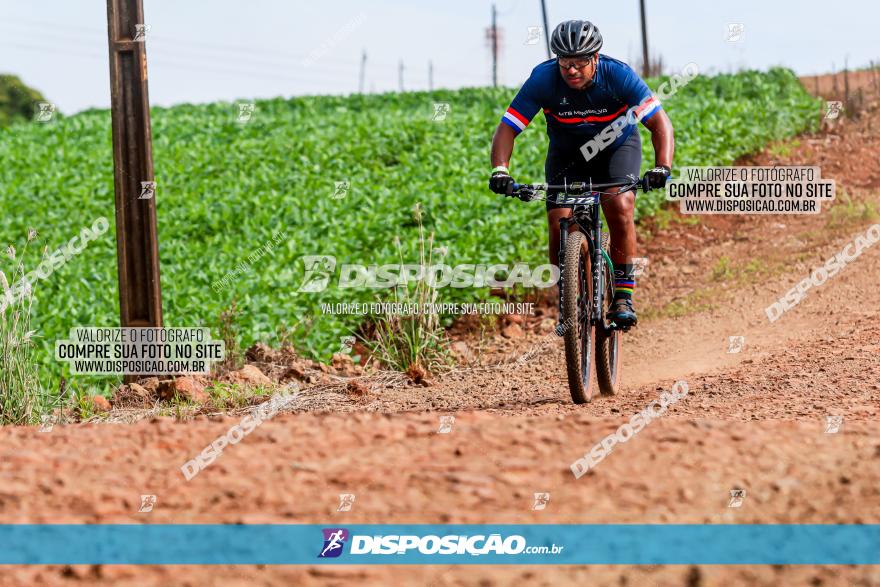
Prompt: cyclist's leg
<box><xmin>599</xmin><ymin>131</ymin><xmax>642</xmax><ymax>325</ymax></box>
<box><xmin>598</xmin><ymin>131</ymin><xmax>641</xmax><ymax>268</ymax></box>
<box><xmin>601</xmin><ymin>186</ymin><xmax>636</xmax><ymax>266</ymax></box>
<box><xmin>545</xmin><ymin>150</ymin><xmax>589</xmax><ymax>268</ymax></box>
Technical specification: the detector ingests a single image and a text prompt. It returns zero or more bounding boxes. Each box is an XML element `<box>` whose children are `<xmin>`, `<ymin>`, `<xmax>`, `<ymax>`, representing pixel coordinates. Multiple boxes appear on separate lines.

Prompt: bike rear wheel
<box><xmin>595</xmin><ymin>244</ymin><xmax>621</xmax><ymax>396</ymax></box>
<box><xmin>562</xmin><ymin>231</ymin><xmax>595</xmax><ymax>403</ymax></box>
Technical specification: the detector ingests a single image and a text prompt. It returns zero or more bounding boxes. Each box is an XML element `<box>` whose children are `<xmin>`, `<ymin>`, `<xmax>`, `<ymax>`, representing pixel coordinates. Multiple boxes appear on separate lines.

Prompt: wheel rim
<box><xmin>604</xmin><ymin>265</ymin><xmax>620</xmax><ymax>383</ymax></box>
<box><xmin>608</xmin><ymin>330</ymin><xmax>620</xmax><ymax>380</ymax></box>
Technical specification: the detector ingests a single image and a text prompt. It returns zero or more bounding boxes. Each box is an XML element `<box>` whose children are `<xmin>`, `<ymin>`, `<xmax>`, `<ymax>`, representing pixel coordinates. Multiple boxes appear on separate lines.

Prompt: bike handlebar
<box><xmin>510</xmin><ymin>177</ymin><xmax>648</xmax><ymax>195</ymax></box>
<box><xmin>503</xmin><ymin>176</ymin><xmax>650</xmax><ymax>204</ymax></box>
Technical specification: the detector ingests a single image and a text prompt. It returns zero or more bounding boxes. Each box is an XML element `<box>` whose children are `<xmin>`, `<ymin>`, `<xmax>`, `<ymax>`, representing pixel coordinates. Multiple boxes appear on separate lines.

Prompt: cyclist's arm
<box><xmin>490</xmin><ymin>123</ymin><xmax>517</xmax><ymax>168</ymax></box>
<box><xmin>492</xmin><ymin>67</ymin><xmax>545</xmax><ymax>169</ymax></box>
<box><xmin>643</xmin><ymin>109</ymin><xmax>674</xmax><ymax>169</ymax></box>
<box><xmin>607</xmin><ymin>60</ymin><xmax>674</xmax><ymax>169</ymax></box>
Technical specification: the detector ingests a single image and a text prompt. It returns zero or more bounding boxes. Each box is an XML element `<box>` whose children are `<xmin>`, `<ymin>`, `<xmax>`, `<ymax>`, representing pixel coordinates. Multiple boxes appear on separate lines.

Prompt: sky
<box><xmin>1</xmin><ymin>0</ymin><xmax>878</xmax><ymax>114</ymax></box>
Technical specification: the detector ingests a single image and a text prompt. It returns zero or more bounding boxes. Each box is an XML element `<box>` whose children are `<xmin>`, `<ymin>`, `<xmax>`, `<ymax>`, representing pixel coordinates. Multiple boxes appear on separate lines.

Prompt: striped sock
<box><xmin>613</xmin><ymin>264</ymin><xmax>636</xmax><ymax>301</ymax></box>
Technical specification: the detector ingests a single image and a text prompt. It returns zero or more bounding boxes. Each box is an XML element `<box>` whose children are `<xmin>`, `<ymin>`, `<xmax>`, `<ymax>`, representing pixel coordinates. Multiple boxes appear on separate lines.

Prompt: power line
<box><xmin>2</xmin><ymin>16</ymin><xmax>497</xmax><ymax>84</ymax></box>
<box><xmin>0</xmin><ymin>22</ymin><xmax>489</xmax><ymax>86</ymax></box>
<box><xmin>1</xmin><ymin>15</ymin><xmax>106</xmax><ymax>34</ymax></box>
<box><xmin>0</xmin><ymin>40</ymin><xmax>401</xmax><ymax>89</ymax></box>
<box><xmin>0</xmin><ymin>40</ymin><xmax>105</xmax><ymax>62</ymax></box>
<box><xmin>1</xmin><ymin>20</ymin><xmax>491</xmax><ymax>93</ymax></box>
<box><xmin>1</xmin><ymin>34</ymin><xmax>452</xmax><ymax>89</ymax></box>
<box><xmin>0</xmin><ymin>22</ymin><xmax>104</xmax><ymax>48</ymax></box>
<box><xmin>2</xmin><ymin>18</ymin><xmax>337</xmax><ymax>64</ymax></box>
<box><xmin>0</xmin><ymin>22</ymin><xmax>360</xmax><ymax>78</ymax></box>
<box><xmin>5</xmin><ymin>40</ymin><xmax>489</xmax><ymax>95</ymax></box>
<box><xmin>3</xmin><ymin>16</ymin><xmax>488</xmax><ymax>78</ymax></box>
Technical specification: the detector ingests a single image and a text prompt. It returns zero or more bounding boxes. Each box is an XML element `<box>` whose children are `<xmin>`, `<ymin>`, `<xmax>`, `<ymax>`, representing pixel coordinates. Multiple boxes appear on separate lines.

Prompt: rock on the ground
<box><xmin>501</xmin><ymin>323</ymin><xmax>524</xmax><ymax>339</ymax></box>
<box><xmin>86</xmin><ymin>395</ymin><xmax>111</xmax><ymax>413</ymax></box>
<box><xmin>245</xmin><ymin>342</ymin><xmax>274</xmax><ymax>363</ymax></box>
<box><xmin>137</xmin><ymin>377</ymin><xmax>160</xmax><ymax>393</ymax></box>
<box><xmin>451</xmin><ymin>341</ymin><xmax>475</xmax><ymax>363</ymax></box>
<box><xmin>346</xmin><ymin>380</ymin><xmax>371</xmax><ymax>397</ymax></box>
<box><xmin>128</xmin><ymin>382</ymin><xmax>149</xmax><ymax>397</ymax></box>
<box><xmin>538</xmin><ymin>318</ymin><xmax>556</xmax><ymax>334</ymax></box>
<box><xmin>229</xmin><ymin>364</ymin><xmax>273</xmax><ymax>387</ymax></box>
<box><xmin>406</xmin><ymin>363</ymin><xmax>433</xmax><ymax>386</ymax></box>
<box><xmin>157</xmin><ymin>377</ymin><xmax>209</xmax><ymax>403</ymax></box>
<box><xmin>331</xmin><ymin>352</ymin><xmax>354</xmax><ymax>367</ymax></box>
<box><xmin>331</xmin><ymin>352</ymin><xmax>361</xmax><ymax>376</ymax></box>
<box><xmin>406</xmin><ymin>363</ymin><xmax>427</xmax><ymax>382</ymax></box>
<box><xmin>110</xmin><ymin>383</ymin><xmax>153</xmax><ymax>408</ymax></box>
<box><xmin>282</xmin><ymin>365</ymin><xmax>306</xmax><ymax>381</ymax></box>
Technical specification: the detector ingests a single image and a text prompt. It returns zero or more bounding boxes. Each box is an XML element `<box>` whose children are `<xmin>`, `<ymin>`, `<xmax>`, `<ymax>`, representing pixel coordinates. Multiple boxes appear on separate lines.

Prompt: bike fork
<box><xmin>557</xmin><ymin>217</ymin><xmax>569</xmax><ymax>334</ymax></box>
<box><xmin>592</xmin><ymin>207</ymin><xmax>604</xmax><ymax>323</ymax></box>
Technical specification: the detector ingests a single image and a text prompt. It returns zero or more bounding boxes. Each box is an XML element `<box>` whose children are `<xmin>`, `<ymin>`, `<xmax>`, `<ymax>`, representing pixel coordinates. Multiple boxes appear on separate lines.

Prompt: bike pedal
<box><xmin>608</xmin><ymin>320</ymin><xmax>631</xmax><ymax>333</ymax></box>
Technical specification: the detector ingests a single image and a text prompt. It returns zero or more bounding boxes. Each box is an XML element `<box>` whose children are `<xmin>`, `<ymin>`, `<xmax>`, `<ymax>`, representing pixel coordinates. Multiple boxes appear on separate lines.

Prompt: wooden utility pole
<box><xmin>358</xmin><ymin>50</ymin><xmax>367</xmax><ymax>94</ymax></box>
<box><xmin>491</xmin><ymin>4</ymin><xmax>498</xmax><ymax>87</ymax></box>
<box><xmin>639</xmin><ymin>0</ymin><xmax>650</xmax><ymax>77</ymax></box>
<box><xmin>832</xmin><ymin>63</ymin><xmax>839</xmax><ymax>96</ymax></box>
<box><xmin>540</xmin><ymin>0</ymin><xmax>551</xmax><ymax>59</ymax></box>
<box><xmin>872</xmin><ymin>61</ymin><xmax>878</xmax><ymax>93</ymax></box>
<box><xmin>106</xmin><ymin>0</ymin><xmax>163</xmax><ymax>342</ymax></box>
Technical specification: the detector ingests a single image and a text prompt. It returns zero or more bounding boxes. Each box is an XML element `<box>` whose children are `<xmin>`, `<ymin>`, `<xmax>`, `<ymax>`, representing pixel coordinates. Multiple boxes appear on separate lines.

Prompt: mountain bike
<box><xmin>503</xmin><ymin>176</ymin><xmax>649</xmax><ymax>404</ymax></box>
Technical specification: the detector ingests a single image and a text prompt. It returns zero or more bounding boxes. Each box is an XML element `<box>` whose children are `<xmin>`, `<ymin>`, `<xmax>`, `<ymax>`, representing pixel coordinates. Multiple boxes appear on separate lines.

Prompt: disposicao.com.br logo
<box><xmin>297</xmin><ymin>255</ymin><xmax>559</xmax><ymax>292</ymax></box>
<box><xmin>318</xmin><ymin>528</ymin><xmax>350</xmax><ymax>558</ymax></box>
<box><xmin>317</xmin><ymin>528</ymin><xmax>563</xmax><ymax>558</ymax></box>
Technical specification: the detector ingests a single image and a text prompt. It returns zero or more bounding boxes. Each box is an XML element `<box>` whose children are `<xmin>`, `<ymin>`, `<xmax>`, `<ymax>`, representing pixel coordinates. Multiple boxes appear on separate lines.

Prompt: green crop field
<box><xmin>0</xmin><ymin>68</ymin><xmax>819</xmax><ymax>385</ymax></box>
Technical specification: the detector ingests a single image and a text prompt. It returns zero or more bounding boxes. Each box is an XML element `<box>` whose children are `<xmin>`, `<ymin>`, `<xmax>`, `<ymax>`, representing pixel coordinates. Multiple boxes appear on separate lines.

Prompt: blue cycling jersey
<box><xmin>501</xmin><ymin>54</ymin><xmax>661</xmax><ymax>152</ymax></box>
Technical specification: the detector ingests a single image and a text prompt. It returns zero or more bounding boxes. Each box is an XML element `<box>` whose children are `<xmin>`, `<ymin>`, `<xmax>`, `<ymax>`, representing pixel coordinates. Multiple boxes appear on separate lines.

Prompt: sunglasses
<box><xmin>557</xmin><ymin>58</ymin><xmax>595</xmax><ymax>71</ymax></box>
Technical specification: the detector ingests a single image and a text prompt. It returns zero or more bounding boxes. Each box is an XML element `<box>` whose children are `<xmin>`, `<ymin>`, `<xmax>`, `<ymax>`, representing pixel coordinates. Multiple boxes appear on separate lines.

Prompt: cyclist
<box><xmin>489</xmin><ymin>20</ymin><xmax>674</xmax><ymax>327</ymax></box>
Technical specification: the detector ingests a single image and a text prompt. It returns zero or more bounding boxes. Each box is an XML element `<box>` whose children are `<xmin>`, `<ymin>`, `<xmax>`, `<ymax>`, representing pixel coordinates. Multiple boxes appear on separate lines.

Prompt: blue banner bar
<box><xmin>0</xmin><ymin>525</ymin><xmax>877</xmax><ymax>565</ymax></box>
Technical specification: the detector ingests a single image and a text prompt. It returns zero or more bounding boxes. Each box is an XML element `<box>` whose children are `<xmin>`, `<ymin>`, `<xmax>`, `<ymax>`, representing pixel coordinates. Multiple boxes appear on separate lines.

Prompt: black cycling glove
<box><xmin>489</xmin><ymin>166</ymin><xmax>515</xmax><ymax>195</ymax></box>
<box><xmin>643</xmin><ymin>165</ymin><xmax>671</xmax><ymax>190</ymax></box>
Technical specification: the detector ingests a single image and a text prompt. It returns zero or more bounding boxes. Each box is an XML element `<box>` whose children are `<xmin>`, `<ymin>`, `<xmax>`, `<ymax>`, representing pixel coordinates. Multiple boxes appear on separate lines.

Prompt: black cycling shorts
<box><xmin>544</xmin><ymin>130</ymin><xmax>642</xmax><ymax>210</ymax></box>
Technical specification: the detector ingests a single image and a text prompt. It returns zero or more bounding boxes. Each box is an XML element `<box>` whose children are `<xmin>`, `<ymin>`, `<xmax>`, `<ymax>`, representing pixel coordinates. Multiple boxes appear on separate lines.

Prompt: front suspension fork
<box><xmin>557</xmin><ymin>217</ymin><xmax>569</xmax><ymax>332</ymax></box>
<box><xmin>591</xmin><ymin>206</ymin><xmax>604</xmax><ymax>322</ymax></box>
<box><xmin>557</xmin><ymin>210</ymin><xmax>605</xmax><ymax>334</ymax></box>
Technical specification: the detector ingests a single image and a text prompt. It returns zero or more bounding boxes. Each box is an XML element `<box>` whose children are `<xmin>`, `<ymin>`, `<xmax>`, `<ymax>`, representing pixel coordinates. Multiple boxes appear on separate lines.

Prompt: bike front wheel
<box><xmin>562</xmin><ymin>231</ymin><xmax>595</xmax><ymax>404</ymax></box>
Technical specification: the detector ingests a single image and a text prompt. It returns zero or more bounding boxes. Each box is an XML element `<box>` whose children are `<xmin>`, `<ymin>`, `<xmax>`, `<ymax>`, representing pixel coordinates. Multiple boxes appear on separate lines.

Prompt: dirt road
<box><xmin>1</xmin><ymin>77</ymin><xmax>878</xmax><ymax>586</ymax></box>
